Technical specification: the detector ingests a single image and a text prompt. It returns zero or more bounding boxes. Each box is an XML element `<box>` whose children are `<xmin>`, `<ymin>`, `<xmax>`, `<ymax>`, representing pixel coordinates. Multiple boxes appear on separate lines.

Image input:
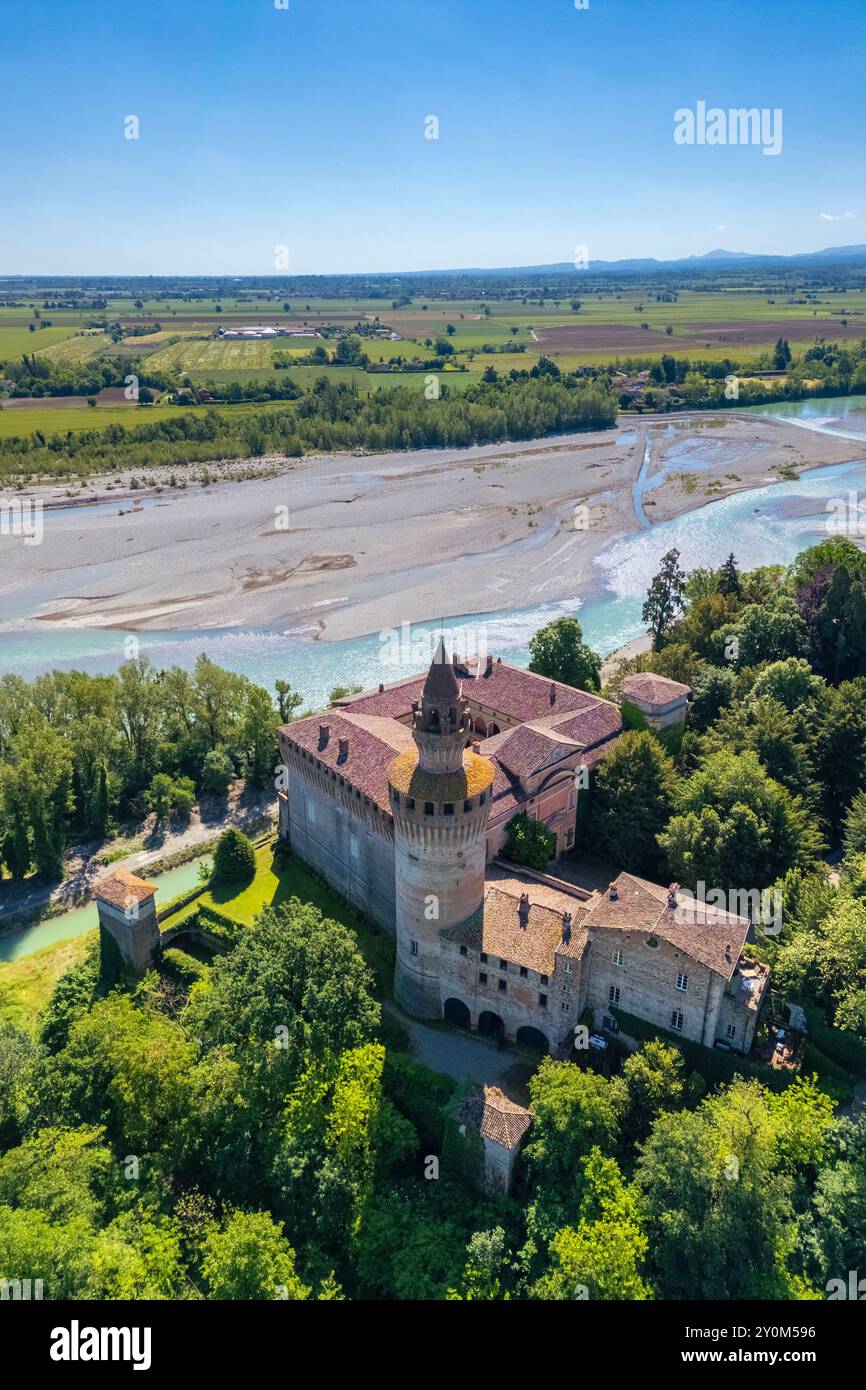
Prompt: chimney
<box><xmin>485</xmin><ymin>654</ymin><xmax>493</xmax><ymax>675</ymax></box>
<box><xmin>517</xmin><ymin>892</ymin><xmax>530</xmax><ymax>929</ymax></box>
<box><xmin>378</xmin><ymin>682</ymin><xmax>384</xmax><ymax>693</ymax></box>
<box><xmin>318</xmin><ymin>722</ymin><xmax>329</xmax><ymax>747</ymax></box>
<box><xmin>496</xmin><ymin>656</ymin><xmax>502</xmax><ymax>664</ymax></box>
<box><xmin>667</xmin><ymin>883</ymin><xmax>679</xmax><ymax>910</ymax></box>
<box><xmin>549</xmin><ymin>682</ymin><xmax>556</xmax><ymax>704</ymax></box>
<box><xmin>452</xmin><ymin>651</ymin><xmax>461</xmax><ymax>668</ymax></box>
<box><xmin>338</xmin><ymin>737</ymin><xmax>349</xmax><ymax>761</ymax></box>
<box><xmin>561</xmin><ymin>910</ymin><xmax>572</xmax><ymax>944</ymax></box>
<box><xmin>608</xmin><ymin>882</ymin><xmax>618</xmax><ymax>901</ymax></box>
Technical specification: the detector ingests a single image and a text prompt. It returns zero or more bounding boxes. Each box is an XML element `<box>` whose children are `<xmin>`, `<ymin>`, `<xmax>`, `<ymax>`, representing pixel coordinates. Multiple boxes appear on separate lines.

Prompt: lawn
<box><xmin>175</xmin><ymin>840</ymin><xmax>395</xmax><ymax>994</ymax></box>
<box><xmin>0</xmin><ymin>931</ymin><xmax>92</xmax><ymax>1034</ymax></box>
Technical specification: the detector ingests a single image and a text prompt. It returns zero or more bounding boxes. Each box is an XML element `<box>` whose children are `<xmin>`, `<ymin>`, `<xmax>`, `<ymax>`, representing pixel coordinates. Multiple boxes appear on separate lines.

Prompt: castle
<box><xmin>277</xmin><ymin>641</ymin><xmax>767</xmax><ymax>1058</ymax></box>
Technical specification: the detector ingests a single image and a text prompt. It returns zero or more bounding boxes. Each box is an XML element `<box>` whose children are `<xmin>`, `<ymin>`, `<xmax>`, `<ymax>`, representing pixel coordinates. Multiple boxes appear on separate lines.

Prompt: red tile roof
<box><xmin>587</xmin><ymin>872</ymin><xmax>748</xmax><ymax>977</ymax></box>
<box><xmin>94</xmin><ymin>868</ymin><xmax>157</xmax><ymax>908</ymax></box>
<box><xmin>278</xmin><ymin>712</ymin><xmax>414</xmax><ymax>811</ymax></box>
<box><xmin>336</xmin><ymin>659</ymin><xmax>617</xmax><ymax>729</ymax></box>
<box><xmin>444</xmin><ymin>872</ymin><xmax>589</xmax><ymax>974</ymax></box>
<box><xmin>456</xmin><ymin>1085</ymin><xmax>532</xmax><ymax>1150</ymax></box>
<box><xmin>621</xmin><ymin>672</ymin><xmax>691</xmax><ymax>706</ymax></box>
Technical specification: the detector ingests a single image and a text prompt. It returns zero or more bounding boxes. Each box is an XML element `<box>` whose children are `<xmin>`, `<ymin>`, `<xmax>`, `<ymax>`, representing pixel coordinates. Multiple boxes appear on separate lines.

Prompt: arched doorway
<box><xmin>478</xmin><ymin>1010</ymin><xmax>504</xmax><ymax>1041</ymax></box>
<box><xmin>474</xmin><ymin>717</ymin><xmax>488</xmax><ymax>738</ymax></box>
<box><xmin>516</xmin><ymin>1025</ymin><xmax>549</xmax><ymax>1054</ymax></box>
<box><xmin>443</xmin><ymin>997</ymin><xmax>471</xmax><ymax>1029</ymax></box>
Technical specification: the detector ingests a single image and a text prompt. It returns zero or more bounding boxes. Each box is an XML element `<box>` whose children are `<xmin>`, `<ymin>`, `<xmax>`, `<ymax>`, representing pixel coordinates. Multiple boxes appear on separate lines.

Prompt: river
<box><xmin>2</xmin><ymin>394</ymin><xmax>865</xmax><ymax>961</ymax></box>
<box><xmin>5</xmin><ymin>396</ymin><xmax>863</xmax><ymax>708</ymax></box>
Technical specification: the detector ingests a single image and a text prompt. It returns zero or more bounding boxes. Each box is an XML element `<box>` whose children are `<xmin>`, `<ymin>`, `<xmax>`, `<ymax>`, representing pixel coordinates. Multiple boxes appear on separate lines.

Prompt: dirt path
<box><xmin>0</xmin><ymin>783</ymin><xmax>277</xmax><ymax>933</ymax></box>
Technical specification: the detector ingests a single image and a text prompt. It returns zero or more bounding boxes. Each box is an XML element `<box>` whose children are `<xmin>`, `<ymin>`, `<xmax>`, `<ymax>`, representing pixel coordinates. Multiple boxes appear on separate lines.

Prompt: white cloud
<box><xmin>819</xmin><ymin>210</ymin><xmax>856</xmax><ymax>221</ymax></box>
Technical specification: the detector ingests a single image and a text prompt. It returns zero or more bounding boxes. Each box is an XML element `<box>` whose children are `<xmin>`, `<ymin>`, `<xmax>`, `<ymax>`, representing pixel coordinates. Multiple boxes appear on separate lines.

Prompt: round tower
<box><xmin>388</xmin><ymin>638</ymin><xmax>495</xmax><ymax>1019</ymax></box>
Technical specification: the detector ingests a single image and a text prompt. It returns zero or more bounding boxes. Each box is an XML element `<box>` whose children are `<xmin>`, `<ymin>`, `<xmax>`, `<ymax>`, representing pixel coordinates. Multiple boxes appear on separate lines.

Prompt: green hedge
<box><xmin>611</xmin><ymin>1007</ymin><xmax>797</xmax><ymax>1093</ymax></box>
<box><xmin>161</xmin><ymin>947</ymin><xmax>208</xmax><ymax>986</ymax></box>
<box><xmin>801</xmin><ymin>1004</ymin><xmax>866</xmax><ymax>1076</ymax></box>
<box><xmin>157</xmin><ymin>884</ymin><xmax>206</xmax><ymax>923</ymax></box>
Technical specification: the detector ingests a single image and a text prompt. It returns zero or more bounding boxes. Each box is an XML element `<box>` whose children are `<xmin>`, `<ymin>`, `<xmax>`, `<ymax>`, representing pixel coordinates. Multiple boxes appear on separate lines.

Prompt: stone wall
<box><xmin>279</xmin><ymin>743</ymin><xmax>397</xmax><ymax>932</ymax></box>
<box><xmin>584</xmin><ymin>924</ymin><xmax>724</xmax><ymax>1047</ymax></box>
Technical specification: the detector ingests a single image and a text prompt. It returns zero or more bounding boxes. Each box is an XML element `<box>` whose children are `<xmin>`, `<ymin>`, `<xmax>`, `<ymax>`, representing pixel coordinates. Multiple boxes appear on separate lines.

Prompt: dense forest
<box><xmin>0</xmin><ymin>656</ymin><xmax>295</xmax><ymax>881</ymax></box>
<box><xmin>0</xmin><ymin>376</ymin><xmax>616</xmax><ymax>480</ymax></box>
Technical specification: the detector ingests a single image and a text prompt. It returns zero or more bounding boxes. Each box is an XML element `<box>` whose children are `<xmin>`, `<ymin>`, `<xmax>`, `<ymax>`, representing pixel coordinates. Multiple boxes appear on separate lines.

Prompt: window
<box><xmin>539</xmin><ymin>993</ymin><xmax>548</xmax><ymax>1008</ymax></box>
<box><xmin>424</xmin><ymin>802</ymin><xmax>434</xmax><ymax>816</ymax></box>
<box><xmin>405</xmin><ymin>797</ymin><xmax>415</xmax><ymax>810</ymax></box>
<box><xmin>564</xmin><ymin>962</ymin><xmax>572</xmax><ymax>974</ymax></box>
<box><xmin>444</xmin><ymin>803</ymin><xmax>454</xmax><ymax>816</ymax></box>
<box><xmin>498</xmin><ymin>979</ymin><xmax>507</xmax><ymax>994</ymax></box>
<box><xmin>479</xmin><ymin>971</ymin><xmax>488</xmax><ymax>985</ymax></box>
<box><xmin>480</xmin><ymin>952</ymin><xmax>488</xmax><ymax>964</ymax></box>
<box><xmin>609</xmin><ymin>985</ymin><xmax>621</xmax><ymax>1005</ymax></box>
<box><xmin>602</xmin><ymin>1015</ymin><xmax>619</xmax><ymax>1034</ymax></box>
<box><xmin>410</xmin><ymin>940</ymin><xmax>418</xmax><ymax>956</ymax></box>
<box><xmin>349</xmin><ymin>834</ymin><xmax>359</xmax><ymax>860</ymax></box>
<box><xmin>561</xmin><ymin>1002</ymin><xmax>570</xmax><ymax>1013</ymax></box>
<box><xmin>519</xmin><ymin>966</ymin><xmax>528</xmax><ymax>978</ymax></box>
<box><xmin>499</xmin><ymin>959</ymin><xmax>507</xmax><ymax>971</ymax></box>
<box><xmin>540</xmin><ymin>974</ymin><xmax>548</xmax><ymax>985</ymax></box>
<box><xmin>459</xmin><ymin>945</ymin><xmax>468</xmax><ymax>957</ymax></box>
<box><xmin>726</xmin><ymin>1024</ymin><xmax>736</xmax><ymax>1039</ymax></box>
<box><xmin>306</xmin><ymin>799</ymin><xmax>316</xmax><ymax>824</ymax></box>
<box><xmin>563</xmin><ymin>985</ymin><xmax>572</xmax><ymax>997</ymax></box>
<box><xmin>671</xmin><ymin>1010</ymin><xmax>684</xmax><ymax>1032</ymax></box>
<box><xmin>612</xmin><ymin>949</ymin><xmax>623</xmax><ymax>967</ymax></box>
<box><xmin>566</xmin><ymin>828</ymin><xmax>575</xmax><ymax>848</ymax></box>
<box><xmin>676</xmin><ymin>972</ymin><xmax>688</xmax><ymax>992</ymax></box>
<box><xmin>464</xmin><ymin>799</ymin><xmax>473</xmax><ymax>813</ymax></box>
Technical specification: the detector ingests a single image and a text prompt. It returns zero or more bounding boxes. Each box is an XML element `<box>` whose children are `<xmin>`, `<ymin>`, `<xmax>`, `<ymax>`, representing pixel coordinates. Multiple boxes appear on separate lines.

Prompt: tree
<box><xmin>275</xmin><ymin>680</ymin><xmax>303</xmax><ymax>723</ymax></box>
<box><xmin>185</xmin><ymin>898</ymin><xmax>380</xmax><ymax>1076</ymax></box>
<box><xmin>658</xmin><ymin>748</ymin><xmax>823</xmax><ymax>890</ymax></box>
<box><xmin>717</xmin><ymin>552</ymin><xmax>741</xmax><ymax>598</ymax></box>
<box><xmin>636</xmin><ymin>1079</ymin><xmax>823</xmax><ymax>1299</ymax></box>
<box><xmin>642</xmin><ymin>548</ymin><xmax>686</xmax><ymax>649</ymax></box>
<box><xmin>201</xmin><ymin>747</ymin><xmax>234</xmax><ymax>797</ymax></box>
<box><xmin>503</xmin><ymin>812</ymin><xmax>556</xmax><ymax>870</ymax></box>
<box><xmin>528</xmin><ymin>616</ymin><xmax>601</xmax><ymax>692</ymax></box>
<box><xmin>844</xmin><ymin>791</ymin><xmax>866</xmax><ymax>860</ymax></box>
<box><xmin>532</xmin><ymin>1150</ymin><xmax>650</xmax><ymax>1300</ymax></box>
<box><xmin>590</xmin><ymin>731</ymin><xmax>677</xmax><ymax>876</ymax></box>
<box><xmin>212</xmin><ymin>827</ymin><xmax>255</xmax><ymax>883</ymax></box>
<box><xmin>201</xmin><ymin>1210</ymin><xmax>309</xmax><ymax>1300</ymax></box>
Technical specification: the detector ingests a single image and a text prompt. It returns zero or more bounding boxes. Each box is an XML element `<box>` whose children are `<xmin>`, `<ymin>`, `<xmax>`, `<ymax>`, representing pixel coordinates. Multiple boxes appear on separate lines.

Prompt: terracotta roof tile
<box><xmin>445</xmin><ymin>873</ymin><xmax>589</xmax><ymax>974</ymax></box>
<box><xmin>456</xmin><ymin>1085</ymin><xmax>532</xmax><ymax>1150</ymax></box>
<box><xmin>621</xmin><ymin>672</ymin><xmax>691</xmax><ymax>706</ymax></box>
<box><xmin>94</xmin><ymin>868</ymin><xmax>157</xmax><ymax>908</ymax></box>
<box><xmin>278</xmin><ymin>711</ymin><xmax>414</xmax><ymax>812</ymax></box>
<box><xmin>587</xmin><ymin>872</ymin><xmax>748</xmax><ymax>977</ymax></box>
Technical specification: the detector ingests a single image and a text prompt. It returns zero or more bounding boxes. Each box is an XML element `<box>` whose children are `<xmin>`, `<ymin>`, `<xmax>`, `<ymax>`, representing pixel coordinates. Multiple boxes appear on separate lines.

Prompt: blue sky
<box><xmin>2</xmin><ymin>0</ymin><xmax>864</xmax><ymax>274</ymax></box>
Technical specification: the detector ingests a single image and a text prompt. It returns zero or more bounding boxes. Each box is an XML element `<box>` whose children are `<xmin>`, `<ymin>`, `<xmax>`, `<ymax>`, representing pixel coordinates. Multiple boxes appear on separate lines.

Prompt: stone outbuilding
<box><xmin>620</xmin><ymin>672</ymin><xmax>691</xmax><ymax>733</ymax></box>
<box><xmin>455</xmin><ymin>1084</ymin><xmax>532</xmax><ymax>1194</ymax></box>
<box><xmin>93</xmin><ymin>869</ymin><xmax>160</xmax><ymax>973</ymax></box>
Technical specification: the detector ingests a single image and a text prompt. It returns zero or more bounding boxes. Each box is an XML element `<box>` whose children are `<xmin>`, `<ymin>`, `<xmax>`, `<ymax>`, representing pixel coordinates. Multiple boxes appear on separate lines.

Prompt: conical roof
<box><xmin>422</xmin><ymin>636</ymin><xmax>460</xmax><ymax>702</ymax></box>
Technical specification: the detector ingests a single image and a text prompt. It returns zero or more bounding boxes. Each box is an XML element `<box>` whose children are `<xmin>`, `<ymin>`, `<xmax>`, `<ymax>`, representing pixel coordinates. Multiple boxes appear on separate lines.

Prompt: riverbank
<box><xmin>0</xmin><ymin>783</ymin><xmax>277</xmax><ymax>936</ymax></box>
<box><xmin>2</xmin><ymin>410</ymin><xmax>861</xmax><ymax>646</ymax></box>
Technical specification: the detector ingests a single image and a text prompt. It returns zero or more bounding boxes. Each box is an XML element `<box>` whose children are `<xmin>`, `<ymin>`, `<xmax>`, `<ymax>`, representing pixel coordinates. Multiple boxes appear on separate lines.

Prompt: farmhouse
<box><xmin>277</xmin><ymin>642</ymin><xmax>767</xmax><ymax>1056</ymax></box>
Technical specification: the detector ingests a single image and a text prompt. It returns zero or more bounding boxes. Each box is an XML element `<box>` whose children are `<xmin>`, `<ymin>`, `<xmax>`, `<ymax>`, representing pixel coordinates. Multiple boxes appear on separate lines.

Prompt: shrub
<box><xmin>162</xmin><ymin>948</ymin><xmax>207</xmax><ymax>987</ymax></box>
<box><xmin>503</xmin><ymin>812</ymin><xmax>556</xmax><ymax>871</ymax></box>
<box><xmin>212</xmin><ymin>828</ymin><xmax>255</xmax><ymax>884</ymax></box>
<box><xmin>202</xmin><ymin>748</ymin><xmax>235</xmax><ymax>797</ymax></box>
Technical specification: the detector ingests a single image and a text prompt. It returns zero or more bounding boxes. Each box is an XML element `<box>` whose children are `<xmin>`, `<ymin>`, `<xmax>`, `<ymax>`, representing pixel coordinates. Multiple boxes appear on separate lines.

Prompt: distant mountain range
<box><xmin>405</xmin><ymin>245</ymin><xmax>866</xmax><ymax>277</ymax></box>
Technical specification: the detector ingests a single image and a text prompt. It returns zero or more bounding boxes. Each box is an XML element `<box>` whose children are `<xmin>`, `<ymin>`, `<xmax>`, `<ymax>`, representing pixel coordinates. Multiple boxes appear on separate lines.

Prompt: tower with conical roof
<box><xmin>388</xmin><ymin>638</ymin><xmax>495</xmax><ymax>1018</ymax></box>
